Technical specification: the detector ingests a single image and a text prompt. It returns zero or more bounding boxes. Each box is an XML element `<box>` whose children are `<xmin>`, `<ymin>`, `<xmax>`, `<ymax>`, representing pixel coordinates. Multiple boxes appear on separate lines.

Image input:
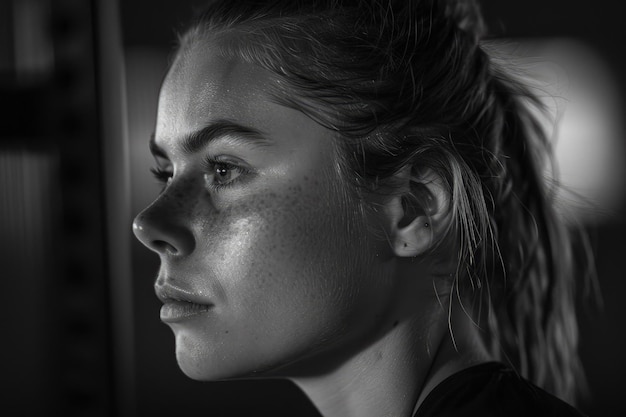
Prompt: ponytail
<box><xmin>479</xmin><ymin>60</ymin><xmax>592</xmax><ymax>403</ymax></box>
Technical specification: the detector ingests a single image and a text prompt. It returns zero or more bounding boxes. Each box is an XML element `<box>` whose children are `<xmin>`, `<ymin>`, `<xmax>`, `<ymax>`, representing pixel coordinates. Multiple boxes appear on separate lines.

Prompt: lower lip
<box><xmin>160</xmin><ymin>301</ymin><xmax>212</xmax><ymax>323</ymax></box>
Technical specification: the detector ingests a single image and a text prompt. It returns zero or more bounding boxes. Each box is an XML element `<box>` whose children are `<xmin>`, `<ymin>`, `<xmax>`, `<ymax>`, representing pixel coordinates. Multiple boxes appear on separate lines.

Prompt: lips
<box><xmin>155</xmin><ymin>280</ymin><xmax>213</xmax><ymax>323</ymax></box>
<box><xmin>160</xmin><ymin>300</ymin><xmax>212</xmax><ymax>323</ymax></box>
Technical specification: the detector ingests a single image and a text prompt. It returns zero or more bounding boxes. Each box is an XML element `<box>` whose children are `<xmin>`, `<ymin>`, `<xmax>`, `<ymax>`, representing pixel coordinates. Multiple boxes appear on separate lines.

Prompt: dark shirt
<box><xmin>414</xmin><ymin>362</ymin><xmax>586</xmax><ymax>417</ymax></box>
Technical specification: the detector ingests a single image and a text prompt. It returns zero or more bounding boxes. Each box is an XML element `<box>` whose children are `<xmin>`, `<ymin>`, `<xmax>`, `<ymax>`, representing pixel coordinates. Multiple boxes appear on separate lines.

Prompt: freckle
<box><xmin>303</xmin><ymin>175</ymin><xmax>309</xmax><ymax>181</ymax></box>
<box><xmin>225</xmin><ymin>330</ymin><xmax>229</xmax><ymax>334</ymax></box>
<box><xmin>392</xmin><ymin>320</ymin><xmax>399</xmax><ymax>328</ymax></box>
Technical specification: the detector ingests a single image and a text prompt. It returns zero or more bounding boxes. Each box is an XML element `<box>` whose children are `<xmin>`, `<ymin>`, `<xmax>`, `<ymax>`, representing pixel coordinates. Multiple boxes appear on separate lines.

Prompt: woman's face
<box><xmin>133</xmin><ymin>43</ymin><xmax>397</xmax><ymax>380</ymax></box>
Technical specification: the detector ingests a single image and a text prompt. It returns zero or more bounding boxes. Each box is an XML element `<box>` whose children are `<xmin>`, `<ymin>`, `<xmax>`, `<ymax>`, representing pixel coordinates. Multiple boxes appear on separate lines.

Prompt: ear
<box><xmin>384</xmin><ymin>167</ymin><xmax>451</xmax><ymax>257</ymax></box>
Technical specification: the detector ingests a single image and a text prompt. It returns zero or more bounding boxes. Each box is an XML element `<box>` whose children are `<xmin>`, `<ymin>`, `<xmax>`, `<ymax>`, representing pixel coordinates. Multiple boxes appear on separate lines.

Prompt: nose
<box><xmin>132</xmin><ymin>194</ymin><xmax>195</xmax><ymax>257</ymax></box>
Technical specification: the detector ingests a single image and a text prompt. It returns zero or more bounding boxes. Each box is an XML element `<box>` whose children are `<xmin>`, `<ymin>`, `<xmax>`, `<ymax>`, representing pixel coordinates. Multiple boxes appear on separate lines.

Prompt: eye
<box><xmin>203</xmin><ymin>158</ymin><xmax>250</xmax><ymax>190</ymax></box>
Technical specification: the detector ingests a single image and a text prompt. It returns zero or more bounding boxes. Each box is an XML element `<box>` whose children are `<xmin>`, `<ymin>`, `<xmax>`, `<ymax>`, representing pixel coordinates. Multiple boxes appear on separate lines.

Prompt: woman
<box><xmin>132</xmin><ymin>0</ymin><xmax>592</xmax><ymax>415</ymax></box>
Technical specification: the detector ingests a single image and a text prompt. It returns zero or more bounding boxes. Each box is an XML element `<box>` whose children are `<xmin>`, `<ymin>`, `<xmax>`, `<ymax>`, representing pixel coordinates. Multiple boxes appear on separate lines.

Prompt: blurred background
<box><xmin>0</xmin><ymin>0</ymin><xmax>624</xmax><ymax>415</ymax></box>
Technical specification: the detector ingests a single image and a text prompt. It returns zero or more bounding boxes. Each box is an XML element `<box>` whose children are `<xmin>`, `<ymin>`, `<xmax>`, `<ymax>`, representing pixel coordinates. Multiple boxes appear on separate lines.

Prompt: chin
<box><xmin>175</xmin><ymin>350</ymin><xmax>298</xmax><ymax>382</ymax></box>
<box><xmin>175</xmin><ymin>348</ymin><xmax>234</xmax><ymax>381</ymax></box>
<box><xmin>173</xmin><ymin>338</ymin><xmax>281</xmax><ymax>382</ymax></box>
<box><xmin>172</xmin><ymin>331</ymin><xmax>222</xmax><ymax>381</ymax></box>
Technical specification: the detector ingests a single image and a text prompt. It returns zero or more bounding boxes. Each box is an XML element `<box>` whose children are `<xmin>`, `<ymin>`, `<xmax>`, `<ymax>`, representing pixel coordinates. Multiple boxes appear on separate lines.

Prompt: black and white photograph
<box><xmin>1</xmin><ymin>1</ymin><xmax>624</xmax><ymax>416</ymax></box>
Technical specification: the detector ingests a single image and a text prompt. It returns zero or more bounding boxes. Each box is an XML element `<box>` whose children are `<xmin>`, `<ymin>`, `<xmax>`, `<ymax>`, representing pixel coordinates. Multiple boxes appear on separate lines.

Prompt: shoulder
<box><xmin>414</xmin><ymin>362</ymin><xmax>587</xmax><ymax>417</ymax></box>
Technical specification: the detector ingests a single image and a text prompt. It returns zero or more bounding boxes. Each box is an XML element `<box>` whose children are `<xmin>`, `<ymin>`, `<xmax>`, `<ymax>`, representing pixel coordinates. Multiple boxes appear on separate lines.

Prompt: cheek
<box><xmin>202</xmin><ymin>179</ymin><xmax>371</xmax><ymax>328</ymax></box>
<box><xmin>172</xmin><ymin>175</ymin><xmax>395</xmax><ymax>379</ymax></box>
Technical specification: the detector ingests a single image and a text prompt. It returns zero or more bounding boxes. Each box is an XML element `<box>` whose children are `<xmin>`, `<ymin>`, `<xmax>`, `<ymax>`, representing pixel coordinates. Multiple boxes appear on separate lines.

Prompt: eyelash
<box><xmin>202</xmin><ymin>156</ymin><xmax>251</xmax><ymax>190</ymax></box>
<box><xmin>150</xmin><ymin>166</ymin><xmax>172</xmax><ymax>184</ymax></box>
<box><xmin>149</xmin><ymin>157</ymin><xmax>251</xmax><ymax>191</ymax></box>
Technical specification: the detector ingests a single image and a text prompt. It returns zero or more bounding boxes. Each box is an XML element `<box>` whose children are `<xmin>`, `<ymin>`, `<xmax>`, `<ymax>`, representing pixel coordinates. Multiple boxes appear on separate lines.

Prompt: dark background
<box><xmin>1</xmin><ymin>0</ymin><xmax>624</xmax><ymax>416</ymax></box>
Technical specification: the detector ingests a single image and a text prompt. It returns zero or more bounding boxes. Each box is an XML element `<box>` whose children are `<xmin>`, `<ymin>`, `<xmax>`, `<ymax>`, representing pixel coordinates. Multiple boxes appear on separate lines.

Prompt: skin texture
<box><xmin>133</xmin><ymin>42</ymin><xmax>401</xmax><ymax>380</ymax></box>
<box><xmin>133</xmin><ymin>40</ymin><xmax>491</xmax><ymax>417</ymax></box>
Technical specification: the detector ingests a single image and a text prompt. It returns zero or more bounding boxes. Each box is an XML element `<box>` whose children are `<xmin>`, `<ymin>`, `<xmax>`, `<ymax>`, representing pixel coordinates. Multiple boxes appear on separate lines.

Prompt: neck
<box><xmin>290</xmin><ymin>300</ymin><xmax>492</xmax><ymax>417</ymax></box>
<box><xmin>291</xmin><ymin>317</ymin><xmax>429</xmax><ymax>417</ymax></box>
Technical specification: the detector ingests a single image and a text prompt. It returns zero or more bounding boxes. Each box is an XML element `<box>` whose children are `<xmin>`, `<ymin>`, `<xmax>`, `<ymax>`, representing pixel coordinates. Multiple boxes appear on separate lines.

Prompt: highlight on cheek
<box><xmin>208</xmin><ymin>216</ymin><xmax>258</xmax><ymax>280</ymax></box>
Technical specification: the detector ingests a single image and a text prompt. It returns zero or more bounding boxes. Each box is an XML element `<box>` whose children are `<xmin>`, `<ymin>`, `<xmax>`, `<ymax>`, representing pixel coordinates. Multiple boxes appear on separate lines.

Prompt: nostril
<box><xmin>153</xmin><ymin>240</ymin><xmax>179</xmax><ymax>255</ymax></box>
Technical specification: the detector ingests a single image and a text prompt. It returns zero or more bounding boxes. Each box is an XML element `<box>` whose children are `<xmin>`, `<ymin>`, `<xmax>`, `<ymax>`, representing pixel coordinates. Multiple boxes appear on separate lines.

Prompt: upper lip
<box><xmin>154</xmin><ymin>279</ymin><xmax>213</xmax><ymax>306</ymax></box>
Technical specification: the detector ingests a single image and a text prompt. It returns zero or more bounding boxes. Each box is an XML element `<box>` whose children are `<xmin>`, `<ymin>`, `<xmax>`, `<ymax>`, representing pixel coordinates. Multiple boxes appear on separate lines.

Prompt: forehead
<box><xmin>156</xmin><ymin>39</ymin><xmax>288</xmax><ymax>143</ymax></box>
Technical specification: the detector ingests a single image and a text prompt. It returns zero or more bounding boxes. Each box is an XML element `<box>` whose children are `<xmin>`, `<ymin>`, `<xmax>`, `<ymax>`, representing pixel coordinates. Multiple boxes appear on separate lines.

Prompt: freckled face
<box><xmin>133</xmin><ymin>43</ymin><xmax>396</xmax><ymax>380</ymax></box>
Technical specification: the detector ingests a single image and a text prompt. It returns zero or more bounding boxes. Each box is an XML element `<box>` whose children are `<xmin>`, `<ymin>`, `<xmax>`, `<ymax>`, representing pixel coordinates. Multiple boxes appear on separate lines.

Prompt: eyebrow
<box><xmin>149</xmin><ymin>119</ymin><xmax>271</xmax><ymax>157</ymax></box>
